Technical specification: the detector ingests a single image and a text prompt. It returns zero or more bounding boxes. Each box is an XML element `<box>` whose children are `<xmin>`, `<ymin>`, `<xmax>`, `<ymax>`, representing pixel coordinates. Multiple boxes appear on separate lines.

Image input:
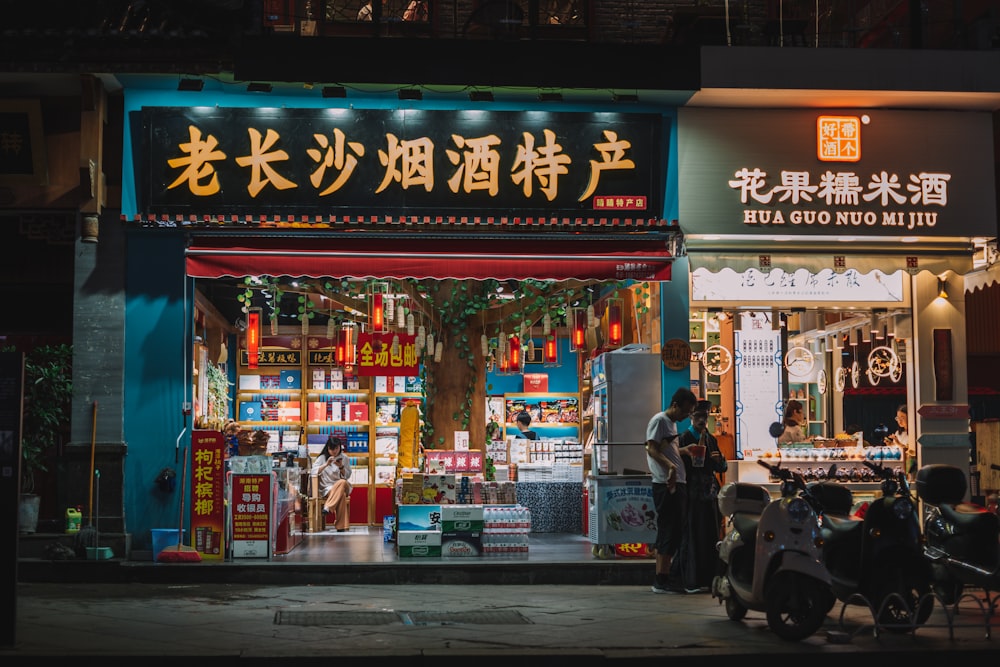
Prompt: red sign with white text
<box><xmin>231</xmin><ymin>473</ymin><xmax>273</xmax><ymax>558</ymax></box>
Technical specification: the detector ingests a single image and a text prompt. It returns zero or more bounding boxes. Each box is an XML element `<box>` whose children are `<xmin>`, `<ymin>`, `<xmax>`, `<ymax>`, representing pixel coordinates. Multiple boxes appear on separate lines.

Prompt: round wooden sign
<box><xmin>661</xmin><ymin>338</ymin><xmax>691</xmax><ymax>371</ymax></box>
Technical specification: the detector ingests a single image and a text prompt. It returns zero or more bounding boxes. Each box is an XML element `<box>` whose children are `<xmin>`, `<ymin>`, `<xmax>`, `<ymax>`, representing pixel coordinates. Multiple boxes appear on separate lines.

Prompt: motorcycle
<box><xmin>712</xmin><ymin>456</ymin><xmax>835</xmax><ymax>641</ymax></box>
<box><xmin>808</xmin><ymin>458</ymin><xmax>933</xmax><ymax>628</ymax></box>
<box><xmin>915</xmin><ymin>463</ymin><xmax>1000</xmax><ymax>606</ymax></box>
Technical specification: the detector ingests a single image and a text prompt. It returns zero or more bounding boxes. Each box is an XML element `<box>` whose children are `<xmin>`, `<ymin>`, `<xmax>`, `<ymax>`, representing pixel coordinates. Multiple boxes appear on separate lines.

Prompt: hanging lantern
<box><xmin>587</xmin><ymin>304</ymin><xmax>596</xmax><ymax>328</ymax></box>
<box><xmin>247</xmin><ymin>307</ymin><xmax>262</xmax><ymax>369</ymax></box>
<box><xmin>385</xmin><ymin>296</ymin><xmax>395</xmax><ymax>323</ymax></box>
<box><xmin>508</xmin><ymin>335</ymin><xmax>521</xmax><ymax>373</ymax></box>
<box><xmin>569</xmin><ymin>308</ymin><xmax>587</xmax><ymax>352</ymax></box>
<box><xmin>606</xmin><ymin>298</ymin><xmax>623</xmax><ymax>348</ymax></box>
<box><xmin>481</xmin><ymin>334</ymin><xmax>489</xmax><ymax>357</ymax></box>
<box><xmin>543</xmin><ymin>333</ymin><xmax>559</xmax><ymax>367</ymax></box>
<box><xmin>326</xmin><ymin>316</ymin><xmax>336</xmax><ymax>340</ymax></box>
<box><xmin>395</xmin><ymin>301</ymin><xmax>405</xmax><ymax>327</ymax></box>
<box><xmin>369</xmin><ymin>282</ymin><xmax>389</xmax><ymax>332</ymax></box>
<box><xmin>406</xmin><ymin>313</ymin><xmax>415</xmax><ymax>336</ymax></box>
<box><xmin>301</xmin><ymin>313</ymin><xmax>309</xmax><ymax>336</ymax></box>
<box><xmin>337</xmin><ymin>323</ymin><xmax>356</xmax><ymax>366</ymax></box>
<box><xmin>542</xmin><ymin>314</ymin><xmax>551</xmax><ymax>335</ymax></box>
<box><xmin>391</xmin><ymin>334</ymin><xmax>401</xmax><ymax>356</ymax></box>
<box><xmin>434</xmin><ymin>340</ymin><xmax>443</xmax><ymax>363</ymax></box>
<box><xmin>269</xmin><ymin>313</ymin><xmax>278</xmax><ymax>336</ymax></box>
<box><xmin>426</xmin><ymin>332</ymin><xmax>435</xmax><ymax>356</ymax></box>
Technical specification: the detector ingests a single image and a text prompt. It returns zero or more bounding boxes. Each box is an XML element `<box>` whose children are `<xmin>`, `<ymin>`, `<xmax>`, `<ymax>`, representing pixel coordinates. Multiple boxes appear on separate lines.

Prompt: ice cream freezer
<box><xmin>586</xmin><ymin>473</ymin><xmax>656</xmax><ymax>546</ymax></box>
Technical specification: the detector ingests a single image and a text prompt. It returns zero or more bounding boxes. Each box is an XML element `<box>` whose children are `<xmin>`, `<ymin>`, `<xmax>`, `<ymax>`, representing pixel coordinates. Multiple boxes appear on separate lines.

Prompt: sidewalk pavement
<box><xmin>5</xmin><ymin>582</ymin><xmax>999</xmax><ymax>665</ymax></box>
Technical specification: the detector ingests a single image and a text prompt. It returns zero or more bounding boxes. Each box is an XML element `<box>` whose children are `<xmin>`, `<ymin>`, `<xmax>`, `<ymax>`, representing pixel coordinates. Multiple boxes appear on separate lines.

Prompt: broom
<box><xmin>75</xmin><ymin>400</ymin><xmax>99</xmax><ymax>555</ymax></box>
<box><xmin>157</xmin><ymin>446</ymin><xmax>201</xmax><ymax>563</ymax></box>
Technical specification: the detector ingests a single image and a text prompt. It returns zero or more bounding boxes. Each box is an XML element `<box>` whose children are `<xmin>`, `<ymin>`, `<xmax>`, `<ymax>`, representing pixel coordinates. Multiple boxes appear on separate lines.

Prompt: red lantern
<box><xmin>337</xmin><ymin>324</ymin><xmax>356</xmax><ymax>366</ymax></box>
<box><xmin>246</xmin><ymin>308</ymin><xmax>261</xmax><ymax>370</ymax></box>
<box><xmin>508</xmin><ymin>335</ymin><xmax>521</xmax><ymax>373</ymax></box>
<box><xmin>543</xmin><ymin>334</ymin><xmax>559</xmax><ymax>366</ymax></box>
<box><xmin>371</xmin><ymin>293</ymin><xmax>384</xmax><ymax>331</ymax></box>
<box><xmin>570</xmin><ymin>308</ymin><xmax>587</xmax><ymax>352</ymax></box>
<box><xmin>607</xmin><ymin>299</ymin><xmax>623</xmax><ymax>348</ymax></box>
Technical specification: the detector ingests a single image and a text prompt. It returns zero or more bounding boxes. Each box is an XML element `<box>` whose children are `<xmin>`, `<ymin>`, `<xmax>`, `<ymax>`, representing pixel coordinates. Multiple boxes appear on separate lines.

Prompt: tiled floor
<box><xmin>275</xmin><ymin>526</ymin><xmax>612</xmax><ymax>564</ymax></box>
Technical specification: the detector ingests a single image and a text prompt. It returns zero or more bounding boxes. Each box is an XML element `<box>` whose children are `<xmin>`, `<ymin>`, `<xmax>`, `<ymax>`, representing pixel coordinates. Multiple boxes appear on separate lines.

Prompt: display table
<box><xmin>515</xmin><ymin>481</ymin><xmax>582</xmax><ymax>533</ymax></box>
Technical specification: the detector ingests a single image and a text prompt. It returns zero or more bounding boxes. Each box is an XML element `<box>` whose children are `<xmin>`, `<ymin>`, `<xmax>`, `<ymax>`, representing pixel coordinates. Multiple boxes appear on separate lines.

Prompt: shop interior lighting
<box><xmin>569</xmin><ymin>308</ymin><xmax>587</xmax><ymax>352</ymax></box>
<box><xmin>398</xmin><ymin>88</ymin><xmax>422</xmax><ymax>100</ymax></box>
<box><xmin>177</xmin><ymin>78</ymin><xmax>204</xmax><ymax>92</ymax></box>
<box><xmin>246</xmin><ymin>307</ymin><xmax>262</xmax><ymax>369</ymax></box>
<box><xmin>937</xmin><ymin>277</ymin><xmax>949</xmax><ymax>300</ymax></box>
<box><xmin>322</xmin><ymin>86</ymin><xmax>347</xmax><ymax>98</ymax></box>
<box><xmin>247</xmin><ymin>82</ymin><xmax>273</xmax><ymax>93</ymax></box>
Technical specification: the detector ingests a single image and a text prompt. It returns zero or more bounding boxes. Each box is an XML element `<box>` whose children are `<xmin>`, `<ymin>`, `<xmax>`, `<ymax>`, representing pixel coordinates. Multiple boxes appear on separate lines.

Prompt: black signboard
<box><xmin>136</xmin><ymin>108</ymin><xmax>666</xmax><ymax>218</ymax></box>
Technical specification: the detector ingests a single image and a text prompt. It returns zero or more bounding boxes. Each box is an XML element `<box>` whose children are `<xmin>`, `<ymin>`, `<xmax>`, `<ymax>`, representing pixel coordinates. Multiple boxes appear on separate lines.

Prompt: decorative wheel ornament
<box><xmin>866</xmin><ymin>366</ymin><xmax>881</xmax><ymax>386</ymax></box>
<box><xmin>702</xmin><ymin>344</ymin><xmax>734</xmax><ymax>375</ymax></box>
<box><xmin>835</xmin><ymin>367</ymin><xmax>848</xmax><ymax>393</ymax></box>
<box><xmin>867</xmin><ymin>345</ymin><xmax>901</xmax><ymax>382</ymax></box>
<box><xmin>784</xmin><ymin>346</ymin><xmax>815</xmax><ymax>377</ymax></box>
<box><xmin>850</xmin><ymin>360</ymin><xmax>861</xmax><ymax>389</ymax></box>
<box><xmin>817</xmin><ymin>369</ymin><xmax>828</xmax><ymax>395</ymax></box>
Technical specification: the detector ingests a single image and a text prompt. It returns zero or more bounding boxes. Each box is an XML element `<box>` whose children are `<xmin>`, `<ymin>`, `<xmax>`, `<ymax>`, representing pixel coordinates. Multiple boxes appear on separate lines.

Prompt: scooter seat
<box><xmin>940</xmin><ymin>502</ymin><xmax>1000</xmax><ymax>532</ymax></box>
<box><xmin>822</xmin><ymin>512</ymin><xmax>864</xmax><ymax>537</ymax></box>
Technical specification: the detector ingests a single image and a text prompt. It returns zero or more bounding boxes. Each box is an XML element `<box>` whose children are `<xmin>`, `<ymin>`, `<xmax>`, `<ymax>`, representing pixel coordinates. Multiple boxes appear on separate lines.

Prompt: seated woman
<box><xmin>776</xmin><ymin>399</ymin><xmax>808</xmax><ymax>445</ymax></box>
<box><xmin>311</xmin><ymin>436</ymin><xmax>353</xmax><ymax>532</ymax></box>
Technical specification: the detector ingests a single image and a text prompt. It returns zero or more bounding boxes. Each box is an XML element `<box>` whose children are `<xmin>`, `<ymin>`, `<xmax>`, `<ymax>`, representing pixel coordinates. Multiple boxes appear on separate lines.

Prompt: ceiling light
<box><xmin>469</xmin><ymin>91</ymin><xmax>494</xmax><ymax>102</ymax></box>
<box><xmin>398</xmin><ymin>88</ymin><xmax>422</xmax><ymax>100</ymax></box>
<box><xmin>538</xmin><ymin>92</ymin><xmax>562</xmax><ymax>102</ymax></box>
<box><xmin>178</xmin><ymin>78</ymin><xmax>204</xmax><ymax>91</ymax></box>
<box><xmin>247</xmin><ymin>82</ymin><xmax>272</xmax><ymax>93</ymax></box>
<box><xmin>322</xmin><ymin>86</ymin><xmax>347</xmax><ymax>98</ymax></box>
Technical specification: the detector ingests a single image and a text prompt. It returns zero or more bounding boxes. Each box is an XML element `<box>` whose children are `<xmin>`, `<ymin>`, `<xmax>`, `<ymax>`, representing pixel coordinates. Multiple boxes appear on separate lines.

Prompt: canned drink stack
<box><xmin>65</xmin><ymin>506</ymin><xmax>82</xmax><ymax>534</ymax></box>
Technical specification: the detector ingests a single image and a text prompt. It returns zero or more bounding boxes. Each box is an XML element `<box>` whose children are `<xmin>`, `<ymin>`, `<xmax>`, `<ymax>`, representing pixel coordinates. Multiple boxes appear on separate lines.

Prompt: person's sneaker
<box><xmin>684</xmin><ymin>586</ymin><xmax>703</xmax><ymax>594</ymax></box>
<box><xmin>651</xmin><ymin>581</ymin><xmax>684</xmax><ymax>594</ymax></box>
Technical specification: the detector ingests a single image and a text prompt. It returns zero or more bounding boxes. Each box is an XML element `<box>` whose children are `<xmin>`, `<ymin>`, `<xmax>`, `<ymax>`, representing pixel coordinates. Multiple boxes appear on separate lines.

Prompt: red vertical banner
<box><xmin>231</xmin><ymin>473</ymin><xmax>273</xmax><ymax>559</ymax></box>
<box><xmin>933</xmin><ymin>328</ymin><xmax>953</xmax><ymax>401</ymax></box>
<box><xmin>190</xmin><ymin>430</ymin><xmax>226</xmax><ymax>560</ymax></box>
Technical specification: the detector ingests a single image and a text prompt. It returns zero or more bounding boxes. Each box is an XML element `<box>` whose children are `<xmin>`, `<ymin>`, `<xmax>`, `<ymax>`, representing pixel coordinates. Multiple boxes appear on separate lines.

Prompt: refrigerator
<box><xmin>590</xmin><ymin>348</ymin><xmax>663</xmax><ymax>475</ymax></box>
<box><xmin>587</xmin><ymin>348</ymin><xmax>661</xmax><ymax>548</ymax></box>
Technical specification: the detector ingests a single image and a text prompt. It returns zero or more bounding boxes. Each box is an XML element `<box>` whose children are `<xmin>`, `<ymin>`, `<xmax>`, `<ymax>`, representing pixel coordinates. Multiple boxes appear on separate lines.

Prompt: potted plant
<box><xmin>9</xmin><ymin>344</ymin><xmax>73</xmax><ymax>532</ymax></box>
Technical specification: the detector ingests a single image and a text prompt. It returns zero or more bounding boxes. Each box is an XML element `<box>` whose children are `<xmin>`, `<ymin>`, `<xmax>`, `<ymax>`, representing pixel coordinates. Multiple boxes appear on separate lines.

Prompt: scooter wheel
<box><xmin>725</xmin><ymin>596</ymin><xmax>747</xmax><ymax>621</ymax></box>
<box><xmin>932</xmin><ymin>581</ymin><xmax>962</xmax><ymax>607</ymax></box>
<box><xmin>765</xmin><ymin>573</ymin><xmax>831</xmax><ymax>641</ymax></box>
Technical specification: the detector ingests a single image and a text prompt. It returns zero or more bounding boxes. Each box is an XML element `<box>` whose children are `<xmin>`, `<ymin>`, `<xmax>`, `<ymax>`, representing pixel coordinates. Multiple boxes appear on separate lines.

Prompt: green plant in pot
<box><xmin>4</xmin><ymin>343</ymin><xmax>73</xmax><ymax>532</ymax></box>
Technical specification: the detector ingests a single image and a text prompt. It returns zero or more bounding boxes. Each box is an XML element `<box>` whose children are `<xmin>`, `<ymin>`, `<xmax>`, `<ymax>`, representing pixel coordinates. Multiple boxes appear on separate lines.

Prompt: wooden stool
<box><xmin>307</xmin><ymin>475</ymin><xmax>350</xmax><ymax>531</ymax></box>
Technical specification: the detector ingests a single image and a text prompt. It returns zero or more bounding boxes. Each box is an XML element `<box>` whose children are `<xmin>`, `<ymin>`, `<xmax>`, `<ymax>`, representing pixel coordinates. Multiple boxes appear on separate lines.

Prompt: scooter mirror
<box><xmin>769</xmin><ymin>422</ymin><xmax>785</xmax><ymax>439</ymax></box>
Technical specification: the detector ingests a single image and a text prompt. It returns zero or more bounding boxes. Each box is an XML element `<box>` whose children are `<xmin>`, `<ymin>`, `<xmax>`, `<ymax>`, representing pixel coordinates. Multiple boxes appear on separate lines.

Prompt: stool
<box><xmin>307</xmin><ymin>475</ymin><xmax>350</xmax><ymax>532</ymax></box>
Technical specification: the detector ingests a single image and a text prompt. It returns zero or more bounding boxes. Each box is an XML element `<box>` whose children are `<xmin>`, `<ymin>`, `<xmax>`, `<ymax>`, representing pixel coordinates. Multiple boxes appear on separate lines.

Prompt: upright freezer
<box><xmin>591</xmin><ymin>348</ymin><xmax>663</xmax><ymax>475</ymax></box>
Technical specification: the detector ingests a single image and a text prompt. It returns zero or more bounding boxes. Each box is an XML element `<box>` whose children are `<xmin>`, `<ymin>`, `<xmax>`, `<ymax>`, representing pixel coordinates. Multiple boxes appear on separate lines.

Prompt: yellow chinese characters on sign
<box><xmin>816</xmin><ymin>115</ymin><xmax>861</xmax><ymax>163</ymax></box>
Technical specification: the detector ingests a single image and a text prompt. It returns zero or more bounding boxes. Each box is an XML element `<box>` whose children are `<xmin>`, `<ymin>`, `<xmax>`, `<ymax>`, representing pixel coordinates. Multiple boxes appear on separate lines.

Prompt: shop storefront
<box><xmin>119</xmin><ymin>89</ymin><xmax>685</xmax><ymax>556</ymax></box>
<box><xmin>676</xmin><ymin>107</ymin><xmax>997</xmax><ymax>496</ymax></box>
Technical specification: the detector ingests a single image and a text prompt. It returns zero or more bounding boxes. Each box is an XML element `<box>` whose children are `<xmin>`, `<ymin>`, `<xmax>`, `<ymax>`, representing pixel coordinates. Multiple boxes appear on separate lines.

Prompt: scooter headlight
<box><xmin>786</xmin><ymin>497</ymin><xmax>814</xmax><ymax>523</ymax></box>
<box><xmin>892</xmin><ymin>497</ymin><xmax>914</xmax><ymax>520</ymax></box>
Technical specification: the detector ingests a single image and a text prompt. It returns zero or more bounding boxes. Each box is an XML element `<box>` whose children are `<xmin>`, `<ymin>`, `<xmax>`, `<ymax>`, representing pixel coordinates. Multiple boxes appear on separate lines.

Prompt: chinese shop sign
<box><xmin>356</xmin><ymin>332</ymin><xmax>418</xmax><ymax>376</ymax></box>
<box><xmin>138</xmin><ymin>108</ymin><xmax>664</xmax><ymax>217</ymax></box>
<box><xmin>231</xmin><ymin>473</ymin><xmax>273</xmax><ymax>559</ymax></box>
<box><xmin>190</xmin><ymin>430</ymin><xmax>226</xmax><ymax>560</ymax></box>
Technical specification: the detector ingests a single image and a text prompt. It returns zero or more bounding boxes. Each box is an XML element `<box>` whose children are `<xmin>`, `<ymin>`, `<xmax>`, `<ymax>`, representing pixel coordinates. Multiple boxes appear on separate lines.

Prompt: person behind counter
<box><xmin>776</xmin><ymin>399</ymin><xmax>808</xmax><ymax>445</ymax></box>
<box><xmin>514</xmin><ymin>411</ymin><xmax>538</xmax><ymax>440</ymax></box>
<box><xmin>885</xmin><ymin>403</ymin><xmax>915</xmax><ymax>479</ymax></box>
<box><xmin>311</xmin><ymin>436</ymin><xmax>353</xmax><ymax>532</ymax></box>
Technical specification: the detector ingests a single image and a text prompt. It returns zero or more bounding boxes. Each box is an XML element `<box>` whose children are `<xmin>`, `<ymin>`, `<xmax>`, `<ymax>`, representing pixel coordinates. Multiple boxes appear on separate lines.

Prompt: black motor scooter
<box><xmin>809</xmin><ymin>458</ymin><xmax>933</xmax><ymax>628</ymax></box>
<box><xmin>915</xmin><ymin>463</ymin><xmax>1000</xmax><ymax>606</ymax></box>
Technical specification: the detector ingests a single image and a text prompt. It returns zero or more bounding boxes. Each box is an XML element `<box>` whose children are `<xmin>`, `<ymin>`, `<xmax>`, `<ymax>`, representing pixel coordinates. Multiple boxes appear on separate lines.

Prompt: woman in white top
<box><xmin>886</xmin><ymin>404</ymin><xmax>914</xmax><ymax>479</ymax></box>
<box><xmin>311</xmin><ymin>436</ymin><xmax>353</xmax><ymax>532</ymax></box>
<box><xmin>776</xmin><ymin>399</ymin><xmax>807</xmax><ymax>445</ymax></box>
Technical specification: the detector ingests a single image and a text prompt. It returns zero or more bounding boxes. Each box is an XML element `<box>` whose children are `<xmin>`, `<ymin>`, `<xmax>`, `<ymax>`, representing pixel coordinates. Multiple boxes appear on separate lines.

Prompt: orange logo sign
<box><xmin>817</xmin><ymin>116</ymin><xmax>861</xmax><ymax>162</ymax></box>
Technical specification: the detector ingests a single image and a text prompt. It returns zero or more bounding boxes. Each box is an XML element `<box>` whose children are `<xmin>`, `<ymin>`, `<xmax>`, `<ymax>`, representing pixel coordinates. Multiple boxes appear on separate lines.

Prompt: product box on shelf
<box><xmin>441</xmin><ymin>504</ymin><xmax>485</xmax><ymax>532</ymax></box>
<box><xmin>442</xmin><ymin>531</ymin><xmax>483</xmax><ymax>557</ymax></box>
<box><xmin>397</xmin><ymin>504</ymin><xmax>442</xmax><ymax>531</ymax></box>
<box><xmin>423</xmin><ymin>474</ymin><xmax>457</xmax><ymax>504</ymax></box>
<box><xmin>240</xmin><ymin>401</ymin><xmax>263</xmax><ymax>421</ymax></box>
<box><xmin>400</xmin><ymin>475</ymin><xmax>424</xmax><ymax>504</ymax></box>
<box><xmin>397</xmin><ymin>530</ymin><xmax>443</xmax><ymax>557</ymax></box>
<box><xmin>312</xmin><ymin>369</ymin><xmax>326</xmax><ymax>389</ymax></box>
<box><xmin>280</xmin><ymin>369</ymin><xmax>301</xmax><ymax>389</ymax></box>
<box><xmin>348</xmin><ymin>402</ymin><xmax>368</xmax><ymax>422</ymax></box>
<box><xmin>277</xmin><ymin>401</ymin><xmax>300</xmax><ymax>422</ymax></box>
<box><xmin>239</xmin><ymin>374</ymin><xmax>262</xmax><ymax>390</ymax></box>
<box><xmin>308</xmin><ymin>401</ymin><xmax>327</xmax><ymax>422</ymax></box>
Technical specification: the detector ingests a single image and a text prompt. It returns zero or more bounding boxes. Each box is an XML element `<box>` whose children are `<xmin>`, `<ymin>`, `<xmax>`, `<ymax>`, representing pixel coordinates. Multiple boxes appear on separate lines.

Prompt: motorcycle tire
<box><xmin>725</xmin><ymin>596</ymin><xmax>748</xmax><ymax>621</ymax></box>
<box><xmin>874</xmin><ymin>563</ymin><xmax>933</xmax><ymax>630</ymax></box>
<box><xmin>765</xmin><ymin>572</ymin><xmax>831</xmax><ymax>641</ymax></box>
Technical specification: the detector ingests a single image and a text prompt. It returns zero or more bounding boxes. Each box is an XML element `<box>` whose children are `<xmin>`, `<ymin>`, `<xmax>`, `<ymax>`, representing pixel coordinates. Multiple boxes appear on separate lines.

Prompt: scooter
<box><xmin>809</xmin><ymin>459</ymin><xmax>933</xmax><ymax>628</ymax></box>
<box><xmin>915</xmin><ymin>463</ymin><xmax>1000</xmax><ymax>606</ymax></box>
<box><xmin>712</xmin><ymin>457</ymin><xmax>835</xmax><ymax>641</ymax></box>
